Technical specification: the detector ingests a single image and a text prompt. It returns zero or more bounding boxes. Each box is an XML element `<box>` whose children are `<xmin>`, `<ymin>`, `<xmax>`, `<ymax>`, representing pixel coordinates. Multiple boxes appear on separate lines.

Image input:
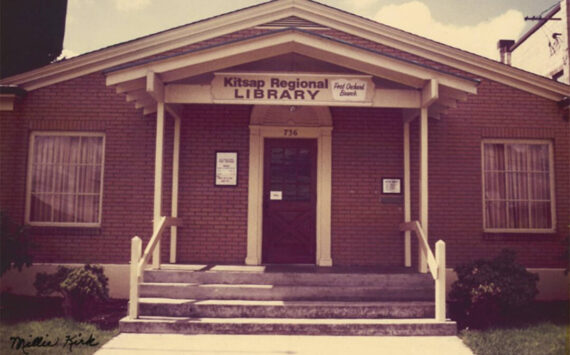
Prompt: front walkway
<box><xmin>96</xmin><ymin>333</ymin><xmax>474</xmax><ymax>355</ymax></box>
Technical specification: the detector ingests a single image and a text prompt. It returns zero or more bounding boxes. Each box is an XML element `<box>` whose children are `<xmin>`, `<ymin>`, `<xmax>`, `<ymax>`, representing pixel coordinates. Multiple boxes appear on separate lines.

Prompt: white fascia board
<box><xmin>0</xmin><ymin>94</ymin><xmax>15</xmax><ymax>111</ymax></box>
<box><xmin>107</xmin><ymin>30</ymin><xmax>478</xmax><ymax>97</ymax></box>
<box><xmin>106</xmin><ymin>33</ymin><xmax>299</xmax><ymax>86</ymax></box>
<box><xmin>291</xmin><ymin>35</ymin><xmax>477</xmax><ymax>94</ymax></box>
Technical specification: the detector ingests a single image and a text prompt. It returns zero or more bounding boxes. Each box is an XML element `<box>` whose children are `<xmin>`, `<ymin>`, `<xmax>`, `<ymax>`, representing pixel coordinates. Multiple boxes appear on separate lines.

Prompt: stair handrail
<box><xmin>399</xmin><ymin>220</ymin><xmax>446</xmax><ymax>321</ymax></box>
<box><xmin>129</xmin><ymin>216</ymin><xmax>178</xmax><ymax>319</ymax></box>
<box><xmin>138</xmin><ymin>216</ymin><xmax>169</xmax><ymax>275</ymax></box>
<box><xmin>400</xmin><ymin>221</ymin><xmax>437</xmax><ymax>280</ymax></box>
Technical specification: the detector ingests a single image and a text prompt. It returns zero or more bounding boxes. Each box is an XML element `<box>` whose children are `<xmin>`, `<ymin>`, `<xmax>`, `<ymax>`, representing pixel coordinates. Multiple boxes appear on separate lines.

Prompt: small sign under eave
<box><xmin>211</xmin><ymin>72</ymin><xmax>374</xmax><ymax>106</ymax></box>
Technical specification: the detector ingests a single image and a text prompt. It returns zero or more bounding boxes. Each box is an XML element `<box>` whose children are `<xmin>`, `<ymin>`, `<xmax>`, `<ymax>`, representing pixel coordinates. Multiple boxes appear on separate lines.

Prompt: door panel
<box><xmin>262</xmin><ymin>139</ymin><xmax>317</xmax><ymax>264</ymax></box>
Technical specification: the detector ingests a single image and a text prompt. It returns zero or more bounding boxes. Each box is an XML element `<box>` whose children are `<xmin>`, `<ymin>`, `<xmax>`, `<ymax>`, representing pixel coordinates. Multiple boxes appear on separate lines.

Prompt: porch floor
<box><xmin>156</xmin><ymin>263</ymin><xmax>418</xmax><ymax>274</ymax></box>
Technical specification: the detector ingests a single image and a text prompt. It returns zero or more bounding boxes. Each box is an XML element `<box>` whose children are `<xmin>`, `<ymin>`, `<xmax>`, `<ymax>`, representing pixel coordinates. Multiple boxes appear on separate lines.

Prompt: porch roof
<box><xmin>105</xmin><ymin>28</ymin><xmax>480</xmax><ymax>117</ymax></box>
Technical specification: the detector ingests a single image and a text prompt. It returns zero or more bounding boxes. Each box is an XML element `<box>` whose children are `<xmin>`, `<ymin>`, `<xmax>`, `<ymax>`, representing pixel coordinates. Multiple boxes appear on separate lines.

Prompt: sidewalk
<box><xmin>96</xmin><ymin>333</ymin><xmax>474</xmax><ymax>355</ymax></box>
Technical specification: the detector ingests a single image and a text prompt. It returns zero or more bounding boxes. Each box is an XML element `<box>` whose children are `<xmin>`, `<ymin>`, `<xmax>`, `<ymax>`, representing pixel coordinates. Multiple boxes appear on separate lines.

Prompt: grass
<box><xmin>0</xmin><ymin>318</ymin><xmax>118</xmax><ymax>355</ymax></box>
<box><xmin>0</xmin><ymin>293</ymin><xmax>126</xmax><ymax>354</ymax></box>
<box><xmin>458</xmin><ymin>301</ymin><xmax>570</xmax><ymax>355</ymax></box>
<box><xmin>460</xmin><ymin>322</ymin><xmax>569</xmax><ymax>355</ymax></box>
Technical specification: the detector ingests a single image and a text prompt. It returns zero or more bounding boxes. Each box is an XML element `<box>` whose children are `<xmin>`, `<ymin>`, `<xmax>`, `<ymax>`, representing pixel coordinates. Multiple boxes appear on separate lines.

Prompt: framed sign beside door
<box><xmin>215</xmin><ymin>151</ymin><xmax>238</xmax><ymax>186</ymax></box>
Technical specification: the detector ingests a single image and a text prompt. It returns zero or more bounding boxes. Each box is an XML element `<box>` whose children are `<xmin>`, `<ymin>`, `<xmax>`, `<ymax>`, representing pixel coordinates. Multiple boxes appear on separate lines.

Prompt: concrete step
<box><xmin>144</xmin><ymin>268</ymin><xmax>433</xmax><ymax>288</ymax></box>
<box><xmin>119</xmin><ymin>316</ymin><xmax>457</xmax><ymax>336</ymax></box>
<box><xmin>139</xmin><ymin>298</ymin><xmax>435</xmax><ymax>318</ymax></box>
<box><xmin>139</xmin><ymin>283</ymin><xmax>434</xmax><ymax>301</ymax></box>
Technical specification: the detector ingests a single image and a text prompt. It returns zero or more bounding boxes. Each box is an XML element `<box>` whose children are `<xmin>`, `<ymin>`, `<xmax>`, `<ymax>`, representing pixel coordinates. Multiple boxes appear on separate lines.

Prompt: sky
<box><xmin>62</xmin><ymin>0</ymin><xmax>560</xmax><ymax>61</ymax></box>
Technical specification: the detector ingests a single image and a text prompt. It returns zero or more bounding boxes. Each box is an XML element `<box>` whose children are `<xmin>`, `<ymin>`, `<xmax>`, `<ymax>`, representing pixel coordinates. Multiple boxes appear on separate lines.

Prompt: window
<box><xmin>26</xmin><ymin>132</ymin><xmax>105</xmax><ymax>227</ymax></box>
<box><xmin>482</xmin><ymin>140</ymin><xmax>555</xmax><ymax>233</ymax></box>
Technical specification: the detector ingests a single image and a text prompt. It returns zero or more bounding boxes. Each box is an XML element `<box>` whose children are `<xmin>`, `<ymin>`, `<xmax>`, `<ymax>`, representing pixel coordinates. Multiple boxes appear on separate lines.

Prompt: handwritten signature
<box><xmin>9</xmin><ymin>333</ymin><xmax>99</xmax><ymax>354</ymax></box>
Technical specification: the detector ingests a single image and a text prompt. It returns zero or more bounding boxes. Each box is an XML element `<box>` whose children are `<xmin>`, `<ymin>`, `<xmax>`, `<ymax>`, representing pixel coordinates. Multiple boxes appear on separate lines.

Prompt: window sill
<box><xmin>30</xmin><ymin>226</ymin><xmax>102</xmax><ymax>236</ymax></box>
<box><xmin>483</xmin><ymin>231</ymin><xmax>558</xmax><ymax>241</ymax></box>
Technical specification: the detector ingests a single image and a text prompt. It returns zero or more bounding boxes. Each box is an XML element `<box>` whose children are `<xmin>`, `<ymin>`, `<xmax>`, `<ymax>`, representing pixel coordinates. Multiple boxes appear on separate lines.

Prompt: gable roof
<box><xmin>102</xmin><ymin>26</ymin><xmax>479</xmax><ymax>115</ymax></box>
<box><xmin>1</xmin><ymin>0</ymin><xmax>568</xmax><ymax>101</ymax></box>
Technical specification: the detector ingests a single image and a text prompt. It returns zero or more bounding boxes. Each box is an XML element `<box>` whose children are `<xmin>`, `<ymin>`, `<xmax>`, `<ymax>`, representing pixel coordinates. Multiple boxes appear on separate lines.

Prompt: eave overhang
<box><xmin>0</xmin><ymin>85</ymin><xmax>27</xmax><ymax>111</ymax></box>
<box><xmin>104</xmin><ymin>28</ymin><xmax>479</xmax><ymax>116</ymax></box>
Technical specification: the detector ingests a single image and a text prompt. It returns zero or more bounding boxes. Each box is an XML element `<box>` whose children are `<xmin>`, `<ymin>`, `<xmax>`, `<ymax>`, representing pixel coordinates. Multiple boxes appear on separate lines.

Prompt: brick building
<box><xmin>1</xmin><ymin>0</ymin><xmax>568</xmax><ymax>306</ymax></box>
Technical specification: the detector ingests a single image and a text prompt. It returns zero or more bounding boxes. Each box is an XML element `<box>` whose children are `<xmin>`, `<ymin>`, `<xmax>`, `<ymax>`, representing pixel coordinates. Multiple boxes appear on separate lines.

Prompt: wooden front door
<box><xmin>262</xmin><ymin>139</ymin><xmax>317</xmax><ymax>264</ymax></box>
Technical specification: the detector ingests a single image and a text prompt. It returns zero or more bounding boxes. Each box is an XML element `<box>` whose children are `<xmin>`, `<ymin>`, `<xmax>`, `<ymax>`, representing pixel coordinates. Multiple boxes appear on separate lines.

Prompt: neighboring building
<box><xmin>1</xmin><ymin>0</ymin><xmax>568</xmax><ymax>306</ymax></box>
<box><xmin>502</xmin><ymin>0</ymin><xmax>570</xmax><ymax>84</ymax></box>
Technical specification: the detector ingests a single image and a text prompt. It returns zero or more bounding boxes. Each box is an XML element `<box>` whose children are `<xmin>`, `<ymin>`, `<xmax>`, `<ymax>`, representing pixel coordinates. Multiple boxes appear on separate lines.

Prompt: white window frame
<box><xmin>25</xmin><ymin>131</ymin><xmax>106</xmax><ymax>227</ymax></box>
<box><xmin>481</xmin><ymin>139</ymin><xmax>556</xmax><ymax>233</ymax></box>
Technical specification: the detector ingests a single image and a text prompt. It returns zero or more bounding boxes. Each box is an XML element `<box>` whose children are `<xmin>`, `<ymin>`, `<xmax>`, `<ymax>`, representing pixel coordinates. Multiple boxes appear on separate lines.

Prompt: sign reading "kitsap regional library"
<box><xmin>212</xmin><ymin>73</ymin><xmax>374</xmax><ymax>105</ymax></box>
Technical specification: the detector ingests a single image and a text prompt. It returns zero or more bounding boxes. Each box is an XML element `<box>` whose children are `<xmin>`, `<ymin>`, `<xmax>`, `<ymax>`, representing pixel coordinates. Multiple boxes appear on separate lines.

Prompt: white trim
<box><xmin>152</xmin><ymin>102</ymin><xmax>165</xmax><ymax>268</ymax></box>
<box><xmin>165</xmin><ymin>84</ymin><xmax>422</xmax><ymax>108</ymax></box>
<box><xmin>106</xmin><ymin>30</ymin><xmax>478</xmax><ymax>96</ymax></box>
<box><xmin>403</xmin><ymin>120</ymin><xmax>411</xmax><ymax>267</ymax></box>
<box><xmin>146</xmin><ymin>71</ymin><xmax>164</xmax><ymax>102</ymax></box>
<box><xmin>481</xmin><ymin>139</ymin><xmax>557</xmax><ymax>233</ymax></box>
<box><xmin>25</xmin><ymin>131</ymin><xmax>105</xmax><ymax>228</ymax></box>
<box><xmin>316</xmin><ymin>127</ymin><xmax>333</xmax><ymax>266</ymax></box>
<box><xmin>421</xmin><ymin>79</ymin><xmax>439</xmax><ymax>108</ymax></box>
<box><xmin>0</xmin><ymin>94</ymin><xmax>15</xmax><ymax>111</ymax></box>
<box><xmin>170</xmin><ymin>112</ymin><xmax>181</xmax><ymax>264</ymax></box>
<box><xmin>419</xmin><ymin>108</ymin><xmax>428</xmax><ymax>273</ymax></box>
<box><xmin>246</xmin><ymin>105</ymin><xmax>333</xmax><ymax>266</ymax></box>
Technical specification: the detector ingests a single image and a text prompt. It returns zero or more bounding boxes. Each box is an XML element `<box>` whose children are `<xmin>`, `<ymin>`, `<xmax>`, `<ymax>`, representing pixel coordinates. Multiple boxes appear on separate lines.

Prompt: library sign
<box><xmin>212</xmin><ymin>73</ymin><xmax>374</xmax><ymax>105</ymax></box>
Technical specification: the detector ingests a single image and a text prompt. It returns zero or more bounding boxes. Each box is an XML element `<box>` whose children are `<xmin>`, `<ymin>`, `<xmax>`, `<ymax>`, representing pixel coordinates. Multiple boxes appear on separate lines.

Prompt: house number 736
<box><xmin>284</xmin><ymin>129</ymin><xmax>298</xmax><ymax>136</ymax></box>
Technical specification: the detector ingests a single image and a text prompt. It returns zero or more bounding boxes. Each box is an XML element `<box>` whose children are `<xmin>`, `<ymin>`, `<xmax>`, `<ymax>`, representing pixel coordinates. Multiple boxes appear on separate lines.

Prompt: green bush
<box><xmin>0</xmin><ymin>211</ymin><xmax>32</xmax><ymax>276</ymax></box>
<box><xmin>449</xmin><ymin>249</ymin><xmax>539</xmax><ymax>329</ymax></box>
<box><xmin>34</xmin><ymin>264</ymin><xmax>109</xmax><ymax>320</ymax></box>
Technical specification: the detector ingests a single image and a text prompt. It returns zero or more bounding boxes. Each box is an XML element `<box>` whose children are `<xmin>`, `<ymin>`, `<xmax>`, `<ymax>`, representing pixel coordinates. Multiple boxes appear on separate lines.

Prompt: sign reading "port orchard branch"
<box><xmin>211</xmin><ymin>72</ymin><xmax>374</xmax><ymax>105</ymax></box>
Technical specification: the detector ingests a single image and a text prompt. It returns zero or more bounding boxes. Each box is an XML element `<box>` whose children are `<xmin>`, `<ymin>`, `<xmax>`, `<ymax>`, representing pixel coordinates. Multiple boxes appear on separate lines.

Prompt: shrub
<box><xmin>34</xmin><ymin>264</ymin><xmax>109</xmax><ymax>320</ymax></box>
<box><xmin>449</xmin><ymin>249</ymin><xmax>539</xmax><ymax>329</ymax></box>
<box><xmin>0</xmin><ymin>211</ymin><xmax>32</xmax><ymax>276</ymax></box>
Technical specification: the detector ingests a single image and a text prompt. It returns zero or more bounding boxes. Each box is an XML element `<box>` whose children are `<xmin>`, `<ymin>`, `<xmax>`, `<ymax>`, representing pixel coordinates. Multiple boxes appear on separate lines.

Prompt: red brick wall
<box><xmin>0</xmin><ymin>73</ymin><xmax>254</xmax><ymax>264</ymax></box>
<box><xmin>1</xmin><ymin>73</ymin><xmax>156</xmax><ymax>263</ymax></box>
<box><xmin>1</xmin><ymin>26</ymin><xmax>568</xmax><ymax>268</ymax></box>
<box><xmin>423</xmin><ymin>80</ymin><xmax>569</xmax><ymax>268</ymax></box>
<box><xmin>331</xmin><ymin>107</ymin><xmax>406</xmax><ymax>266</ymax></box>
<box><xmin>167</xmin><ymin>104</ymin><xmax>250</xmax><ymax>264</ymax></box>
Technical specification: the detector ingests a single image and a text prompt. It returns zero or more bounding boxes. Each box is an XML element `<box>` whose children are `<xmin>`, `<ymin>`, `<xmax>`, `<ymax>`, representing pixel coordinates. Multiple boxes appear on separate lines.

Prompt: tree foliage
<box><xmin>0</xmin><ymin>0</ymin><xmax>68</xmax><ymax>78</ymax></box>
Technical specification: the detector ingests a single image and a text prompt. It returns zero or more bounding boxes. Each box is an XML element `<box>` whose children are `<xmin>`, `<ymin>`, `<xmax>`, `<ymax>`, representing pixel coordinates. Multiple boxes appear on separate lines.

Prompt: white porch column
<box><xmin>169</xmin><ymin>112</ymin><xmax>181</xmax><ymax>264</ymax></box>
<box><xmin>403</xmin><ymin>121</ymin><xmax>412</xmax><ymax>267</ymax></box>
<box><xmin>152</xmin><ymin>101</ymin><xmax>165</xmax><ymax>269</ymax></box>
<box><xmin>147</xmin><ymin>71</ymin><xmax>166</xmax><ymax>269</ymax></box>
<box><xmin>418</xmin><ymin>79</ymin><xmax>437</xmax><ymax>273</ymax></box>
<box><xmin>316</xmin><ymin>127</ymin><xmax>333</xmax><ymax>267</ymax></box>
<box><xmin>245</xmin><ymin>126</ymin><xmax>263</xmax><ymax>265</ymax></box>
<box><xmin>418</xmin><ymin>107</ymin><xmax>428</xmax><ymax>273</ymax></box>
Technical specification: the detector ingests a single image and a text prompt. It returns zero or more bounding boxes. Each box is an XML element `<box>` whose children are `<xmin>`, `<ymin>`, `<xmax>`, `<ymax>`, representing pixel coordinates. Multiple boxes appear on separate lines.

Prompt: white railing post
<box><xmin>435</xmin><ymin>240</ymin><xmax>446</xmax><ymax>321</ymax></box>
<box><xmin>129</xmin><ymin>236</ymin><xmax>142</xmax><ymax>319</ymax></box>
<box><xmin>403</xmin><ymin>121</ymin><xmax>411</xmax><ymax>267</ymax></box>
